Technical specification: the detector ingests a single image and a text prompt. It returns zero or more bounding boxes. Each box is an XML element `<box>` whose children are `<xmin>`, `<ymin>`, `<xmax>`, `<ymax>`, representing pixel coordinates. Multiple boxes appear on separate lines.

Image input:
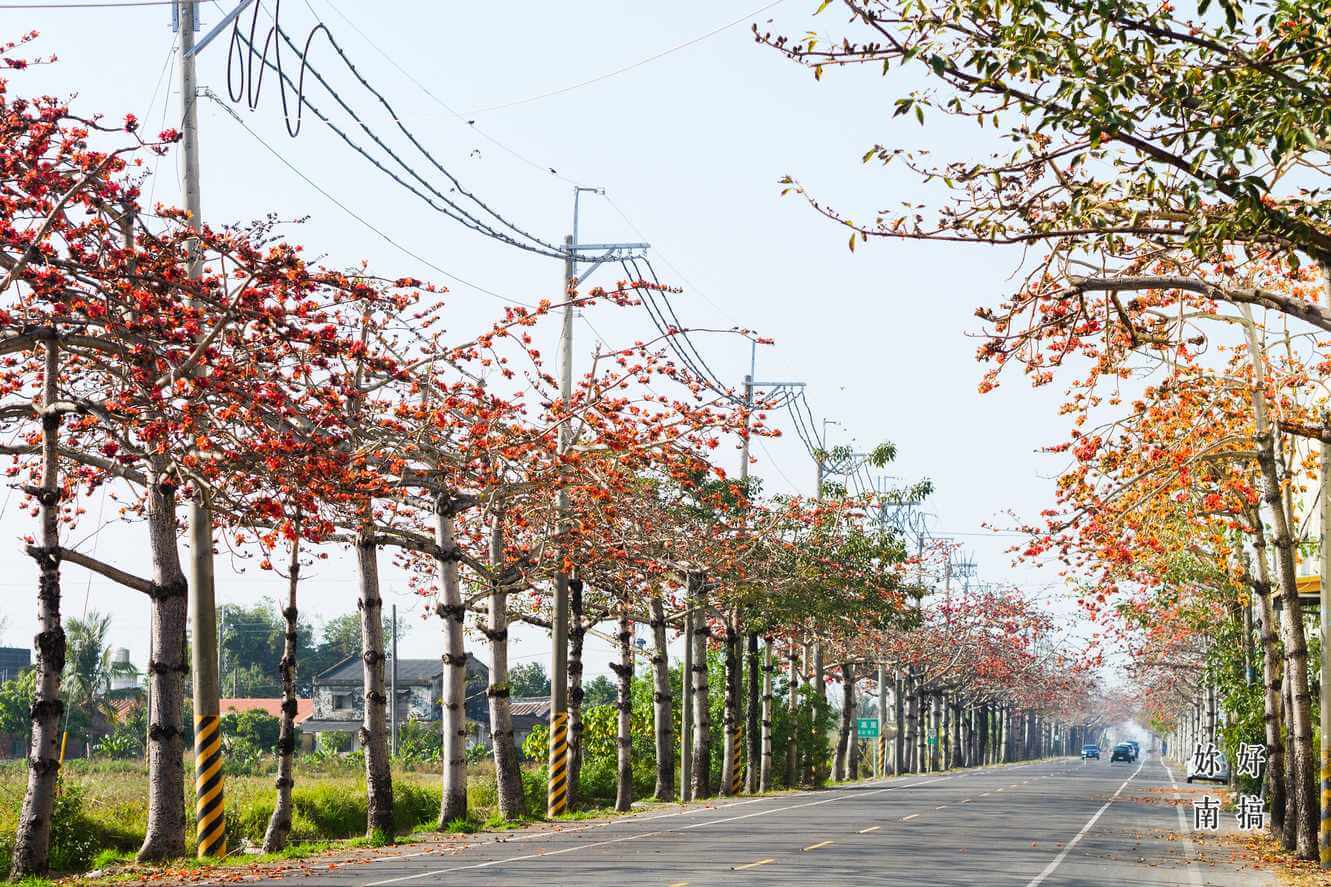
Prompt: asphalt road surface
<box><xmin>245</xmin><ymin>755</ymin><xmax>1272</xmax><ymax>886</ymax></box>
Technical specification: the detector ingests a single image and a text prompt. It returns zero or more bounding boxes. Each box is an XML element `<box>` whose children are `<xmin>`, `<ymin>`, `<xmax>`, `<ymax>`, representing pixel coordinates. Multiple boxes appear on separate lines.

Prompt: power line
<box><xmin>471</xmin><ymin>0</ymin><xmax>788</xmax><ymax>114</ymax></box>
<box><xmin>314</xmin><ymin>0</ymin><xmax>582</xmax><ymax>187</ymax></box>
<box><xmin>218</xmin><ymin>1</ymin><xmax>568</xmax><ymax>259</ymax></box>
<box><xmin>275</xmin><ymin>4</ymin><xmax>566</xmax><ymax>254</ymax></box>
<box><xmin>203</xmin><ymin>89</ymin><xmax>530</xmax><ymax>307</ymax></box>
<box><xmin>0</xmin><ymin>0</ymin><xmax>178</xmax><ymax>6</ymax></box>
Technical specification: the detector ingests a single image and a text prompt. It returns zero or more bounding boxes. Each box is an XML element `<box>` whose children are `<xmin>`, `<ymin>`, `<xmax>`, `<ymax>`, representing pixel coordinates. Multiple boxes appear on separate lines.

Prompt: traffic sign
<box><xmin>856</xmin><ymin>718</ymin><xmax>879</xmax><ymax>738</ymax></box>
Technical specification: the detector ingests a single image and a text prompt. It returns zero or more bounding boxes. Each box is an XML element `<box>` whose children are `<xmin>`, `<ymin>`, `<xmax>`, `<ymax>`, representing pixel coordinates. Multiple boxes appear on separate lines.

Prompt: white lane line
<box><xmin>1023</xmin><ymin>760</ymin><xmax>1144</xmax><ymax>887</ymax></box>
<box><xmin>1162</xmin><ymin>759</ymin><xmax>1205</xmax><ymax>887</ymax></box>
<box><xmin>902</xmin><ymin>813</ymin><xmax>920</xmax><ymax>821</ymax></box>
<box><xmin>365</xmin><ymin>776</ymin><xmax>958</xmax><ymax>885</ymax></box>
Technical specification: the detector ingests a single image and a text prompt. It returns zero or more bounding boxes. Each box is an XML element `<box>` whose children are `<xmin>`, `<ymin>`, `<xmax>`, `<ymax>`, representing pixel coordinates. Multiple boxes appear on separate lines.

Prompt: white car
<box><xmin>1186</xmin><ymin>758</ymin><xmax>1231</xmax><ymax>785</ymax></box>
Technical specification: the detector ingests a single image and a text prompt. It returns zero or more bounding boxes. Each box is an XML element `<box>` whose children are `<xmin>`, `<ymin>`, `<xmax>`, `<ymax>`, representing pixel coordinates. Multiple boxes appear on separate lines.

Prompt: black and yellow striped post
<box><xmin>548</xmin><ymin>710</ymin><xmax>570</xmax><ymax>816</ymax></box>
<box><xmin>878</xmin><ymin>735</ymin><xmax>887</xmax><ymax>777</ymax></box>
<box><xmin>195</xmin><ymin>714</ymin><xmax>226</xmax><ymax>858</ymax></box>
<box><xmin>730</xmin><ymin>723</ymin><xmax>744</xmax><ymax>795</ymax></box>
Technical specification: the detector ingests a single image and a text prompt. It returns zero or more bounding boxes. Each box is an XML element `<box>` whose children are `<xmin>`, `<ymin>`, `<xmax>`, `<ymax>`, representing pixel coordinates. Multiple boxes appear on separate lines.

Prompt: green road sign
<box><xmin>856</xmin><ymin>718</ymin><xmax>879</xmax><ymax>738</ymax></box>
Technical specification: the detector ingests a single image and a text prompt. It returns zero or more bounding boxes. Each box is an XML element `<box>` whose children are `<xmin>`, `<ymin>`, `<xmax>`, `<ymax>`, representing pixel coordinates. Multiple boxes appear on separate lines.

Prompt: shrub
<box><xmin>0</xmin><ymin>782</ymin><xmax>139</xmax><ymax>874</ymax></box>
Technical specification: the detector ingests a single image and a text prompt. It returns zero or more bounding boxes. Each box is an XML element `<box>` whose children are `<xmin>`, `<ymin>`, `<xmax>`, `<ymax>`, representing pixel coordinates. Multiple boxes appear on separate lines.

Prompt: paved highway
<box><xmin>244</xmin><ymin>755</ymin><xmax>1272</xmax><ymax>886</ymax></box>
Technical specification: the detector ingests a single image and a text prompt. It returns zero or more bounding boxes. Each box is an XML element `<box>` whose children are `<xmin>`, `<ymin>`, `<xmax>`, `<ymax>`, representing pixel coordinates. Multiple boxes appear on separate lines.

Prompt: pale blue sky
<box><xmin>0</xmin><ymin>1</ymin><xmax>1078</xmax><ymax>680</ymax></box>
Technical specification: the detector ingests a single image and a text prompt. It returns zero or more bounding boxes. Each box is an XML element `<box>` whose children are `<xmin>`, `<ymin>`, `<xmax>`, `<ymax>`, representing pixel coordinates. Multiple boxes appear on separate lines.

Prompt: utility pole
<box><xmin>391</xmin><ymin>604</ymin><xmax>399</xmax><ymax>757</ymax></box>
<box><xmin>175</xmin><ymin>0</ymin><xmax>226</xmax><ymax>861</ymax></box>
<box><xmin>740</xmin><ymin>356</ymin><xmax>805</xmax><ymax>793</ymax></box>
<box><xmin>547</xmin><ymin>234</ymin><xmax>575</xmax><ymax>818</ymax></box>
<box><xmin>548</xmin><ymin>188</ymin><xmax>648</xmax><ymax>817</ymax></box>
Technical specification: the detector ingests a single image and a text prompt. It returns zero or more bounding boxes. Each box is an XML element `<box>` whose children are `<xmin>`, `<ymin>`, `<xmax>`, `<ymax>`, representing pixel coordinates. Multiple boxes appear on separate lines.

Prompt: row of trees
<box><xmin>0</xmin><ymin>32</ymin><xmax>1095</xmax><ymax>877</ymax></box>
<box><xmin>761</xmin><ymin>0</ymin><xmax>1331</xmax><ymax>865</ymax></box>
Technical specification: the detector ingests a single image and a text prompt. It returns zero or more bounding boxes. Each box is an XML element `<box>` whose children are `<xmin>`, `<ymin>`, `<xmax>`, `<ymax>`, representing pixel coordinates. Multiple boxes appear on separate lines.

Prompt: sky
<box><xmin>0</xmin><ymin>0</ymin><xmax>1085</xmax><ymax>684</ymax></box>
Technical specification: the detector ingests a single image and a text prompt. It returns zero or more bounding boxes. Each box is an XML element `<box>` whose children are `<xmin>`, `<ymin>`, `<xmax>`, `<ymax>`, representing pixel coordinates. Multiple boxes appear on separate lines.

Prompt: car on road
<box><xmin>1110</xmin><ymin>743</ymin><xmax>1134</xmax><ymax>762</ymax></box>
<box><xmin>1126</xmin><ymin>740</ymin><xmax>1140</xmax><ymax>761</ymax></box>
<box><xmin>1081</xmin><ymin>744</ymin><xmax>1100</xmax><ymax>760</ymax></box>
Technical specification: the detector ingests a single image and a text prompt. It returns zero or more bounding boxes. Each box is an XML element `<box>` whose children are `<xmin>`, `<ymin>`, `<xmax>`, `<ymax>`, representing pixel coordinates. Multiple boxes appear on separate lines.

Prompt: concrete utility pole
<box><xmin>548</xmin><ymin>189</ymin><xmax>648</xmax><ymax>817</ymax></box>
<box><xmin>175</xmin><ymin>0</ymin><xmax>226</xmax><ymax>861</ymax></box>
<box><xmin>737</xmin><ymin>352</ymin><xmax>804</xmax><ymax>793</ymax></box>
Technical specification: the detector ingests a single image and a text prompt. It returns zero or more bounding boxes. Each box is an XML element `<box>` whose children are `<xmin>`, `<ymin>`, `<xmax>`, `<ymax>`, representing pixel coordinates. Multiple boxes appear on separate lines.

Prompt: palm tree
<box><xmin>63</xmin><ymin>612</ymin><xmax>117</xmax><ymax>744</ymax></box>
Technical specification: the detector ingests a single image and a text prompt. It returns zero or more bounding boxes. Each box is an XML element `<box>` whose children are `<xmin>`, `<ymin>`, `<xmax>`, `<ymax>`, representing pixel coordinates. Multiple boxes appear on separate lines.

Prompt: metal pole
<box><xmin>179</xmin><ymin>0</ymin><xmax>224</xmax><ymax>860</ymax></box>
<box><xmin>391</xmin><ymin>604</ymin><xmax>398</xmax><ymax>757</ymax></box>
<box><xmin>547</xmin><ymin>234</ymin><xmax>574</xmax><ymax>817</ymax></box>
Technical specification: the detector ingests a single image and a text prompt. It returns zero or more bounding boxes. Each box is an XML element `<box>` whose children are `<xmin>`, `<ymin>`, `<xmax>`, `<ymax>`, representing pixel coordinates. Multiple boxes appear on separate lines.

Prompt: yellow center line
<box><xmin>858</xmin><ymin>826</ymin><xmax>880</xmax><ymax>834</ymax></box>
<box><xmin>734</xmin><ymin>858</ymin><xmax>775</xmax><ymax>871</ymax></box>
<box><xmin>803</xmin><ymin>840</ymin><xmax>834</xmax><ymax>852</ymax></box>
<box><xmin>902</xmin><ymin>813</ymin><xmax>920</xmax><ymax>821</ymax></box>
<box><xmin>668</xmin><ymin>883</ymin><xmax>689</xmax><ymax>887</ymax></box>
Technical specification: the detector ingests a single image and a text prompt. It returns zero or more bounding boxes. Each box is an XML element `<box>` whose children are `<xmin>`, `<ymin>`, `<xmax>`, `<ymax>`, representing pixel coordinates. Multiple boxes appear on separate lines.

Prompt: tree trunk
<box><xmin>10</xmin><ymin>340</ymin><xmax>65</xmax><ymax>878</ymax></box>
<box><xmin>1285</xmin><ymin>670</ymin><xmax>1298</xmax><ymax>849</ymax></box>
<box><xmin>760</xmin><ymin>638</ymin><xmax>774</xmax><ymax>791</ymax></box>
<box><xmin>649</xmin><ymin>595</ymin><xmax>674</xmax><ymax>802</ymax></box>
<box><xmin>846</xmin><ymin>670</ymin><xmax>860</xmax><ymax>778</ymax></box>
<box><xmin>1243</xmin><ymin>308</ymin><xmax>1317</xmax><ymax>858</ymax></box>
<box><xmin>681</xmin><ymin>604</ymin><xmax>694</xmax><ymax>801</ymax></box>
<box><xmin>613</xmin><ymin>601</ymin><xmax>633</xmax><ymax>813</ymax></box>
<box><xmin>833</xmin><ymin>664</ymin><xmax>854</xmax><ymax>781</ymax></box>
<box><xmin>436</xmin><ymin>495</ymin><xmax>469</xmax><ymax>827</ymax></box>
<box><xmin>876</xmin><ymin>665</ymin><xmax>888</xmax><ymax>777</ymax></box>
<box><xmin>951</xmin><ymin>700</ymin><xmax>963</xmax><ymax>769</ymax></box>
<box><xmin>688</xmin><ymin>576</ymin><xmax>711</xmax><ymax>800</ymax></box>
<box><xmin>356</xmin><ymin>537</ymin><xmax>394</xmax><ymax>840</ymax></box>
<box><xmin>811</xmin><ymin>643</ymin><xmax>825</xmax><ymax>784</ymax></box>
<box><xmin>978</xmin><ymin>704</ymin><xmax>990</xmax><ymax>767</ymax></box>
<box><xmin>1250</xmin><ymin>534</ymin><xmax>1287</xmax><ymax>839</ymax></box>
<box><xmin>485</xmin><ymin>513</ymin><xmax>525</xmax><ymax>820</ymax></box>
<box><xmin>138</xmin><ymin>476</ymin><xmax>189</xmax><ymax>861</ymax></box>
<box><xmin>262</xmin><ymin>533</ymin><xmax>301</xmax><ymax>852</ymax></box>
<box><xmin>894</xmin><ymin>672</ymin><xmax>905</xmax><ymax>774</ymax></box>
<box><xmin>746</xmin><ymin>633</ymin><xmax>760</xmax><ymax>793</ymax></box>
<box><xmin>720</xmin><ymin>617</ymin><xmax>741</xmax><ymax>796</ymax></box>
<box><xmin>784</xmin><ymin>642</ymin><xmax>799</xmax><ymax>787</ymax></box>
<box><xmin>567</xmin><ymin>576</ymin><xmax>585</xmax><ymax>808</ymax></box>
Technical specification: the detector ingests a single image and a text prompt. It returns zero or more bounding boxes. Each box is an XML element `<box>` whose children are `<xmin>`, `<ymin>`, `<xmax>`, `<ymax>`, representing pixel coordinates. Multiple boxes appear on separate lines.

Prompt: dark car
<box><xmin>1081</xmin><ymin>744</ymin><xmax>1100</xmax><ymax>760</ymax></box>
<box><xmin>1111</xmin><ymin>743</ymin><xmax>1134</xmax><ymax>762</ymax></box>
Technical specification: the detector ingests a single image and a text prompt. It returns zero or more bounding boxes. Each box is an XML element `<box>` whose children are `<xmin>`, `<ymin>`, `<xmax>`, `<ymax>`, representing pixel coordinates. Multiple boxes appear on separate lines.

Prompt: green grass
<box><xmin>0</xmin><ymin>756</ymin><xmax>519</xmax><ymax>877</ymax></box>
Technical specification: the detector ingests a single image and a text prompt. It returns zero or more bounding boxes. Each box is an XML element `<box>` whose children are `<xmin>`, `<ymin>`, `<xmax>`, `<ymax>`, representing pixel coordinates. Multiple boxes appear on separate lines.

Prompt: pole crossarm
<box><xmin>185</xmin><ymin>0</ymin><xmax>256</xmax><ymax>57</ymax></box>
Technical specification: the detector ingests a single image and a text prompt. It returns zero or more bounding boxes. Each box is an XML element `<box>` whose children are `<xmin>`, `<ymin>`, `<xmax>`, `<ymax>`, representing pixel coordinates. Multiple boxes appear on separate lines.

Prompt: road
<box><xmin>244</xmin><ymin>755</ymin><xmax>1273</xmax><ymax>886</ymax></box>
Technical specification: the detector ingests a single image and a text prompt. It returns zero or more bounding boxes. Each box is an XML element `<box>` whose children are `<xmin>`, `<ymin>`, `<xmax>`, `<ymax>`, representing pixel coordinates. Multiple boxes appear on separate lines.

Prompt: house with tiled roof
<box><xmin>305</xmin><ymin>655</ymin><xmax>490</xmax><ymax>748</ymax></box>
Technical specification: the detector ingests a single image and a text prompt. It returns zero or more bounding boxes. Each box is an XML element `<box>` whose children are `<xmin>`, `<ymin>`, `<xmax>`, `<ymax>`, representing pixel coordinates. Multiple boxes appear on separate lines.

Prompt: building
<box><xmin>0</xmin><ymin>646</ymin><xmax>30</xmax><ymax>683</ymax></box>
<box><xmin>107</xmin><ymin>648</ymin><xmax>141</xmax><ymax>693</ymax></box>
<box><xmin>305</xmin><ymin>655</ymin><xmax>490</xmax><ymax>748</ymax></box>
<box><xmin>509</xmin><ymin>697</ymin><xmax>553</xmax><ymax>756</ymax></box>
<box><xmin>220</xmin><ymin>697</ymin><xmax>316</xmax><ymax>751</ymax></box>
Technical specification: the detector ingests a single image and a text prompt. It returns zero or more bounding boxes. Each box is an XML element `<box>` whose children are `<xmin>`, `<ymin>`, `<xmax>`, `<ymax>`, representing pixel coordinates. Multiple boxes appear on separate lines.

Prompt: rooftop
<box><xmin>316</xmin><ymin>654</ymin><xmax>487</xmax><ymax>685</ymax></box>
